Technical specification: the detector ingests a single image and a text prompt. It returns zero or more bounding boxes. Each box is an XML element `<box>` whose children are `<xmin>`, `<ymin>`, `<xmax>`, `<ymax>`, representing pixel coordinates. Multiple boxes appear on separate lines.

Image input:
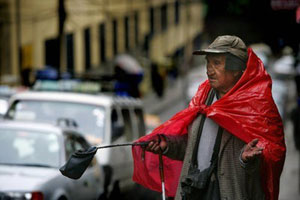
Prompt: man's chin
<box><xmin>209</xmin><ymin>80</ymin><xmax>217</xmax><ymax>87</ymax></box>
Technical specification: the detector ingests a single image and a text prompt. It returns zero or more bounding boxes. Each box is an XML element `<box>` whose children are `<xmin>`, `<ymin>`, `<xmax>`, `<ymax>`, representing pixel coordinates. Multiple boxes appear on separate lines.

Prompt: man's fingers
<box><xmin>249</xmin><ymin>138</ymin><xmax>259</xmax><ymax>147</ymax></box>
<box><xmin>242</xmin><ymin>140</ymin><xmax>263</xmax><ymax>162</ymax></box>
<box><xmin>145</xmin><ymin>139</ymin><xmax>162</xmax><ymax>153</ymax></box>
<box><xmin>145</xmin><ymin>141</ymin><xmax>154</xmax><ymax>151</ymax></box>
<box><xmin>154</xmin><ymin>146</ymin><xmax>161</xmax><ymax>152</ymax></box>
<box><xmin>243</xmin><ymin>148</ymin><xmax>263</xmax><ymax>161</ymax></box>
<box><xmin>150</xmin><ymin>141</ymin><xmax>159</xmax><ymax>151</ymax></box>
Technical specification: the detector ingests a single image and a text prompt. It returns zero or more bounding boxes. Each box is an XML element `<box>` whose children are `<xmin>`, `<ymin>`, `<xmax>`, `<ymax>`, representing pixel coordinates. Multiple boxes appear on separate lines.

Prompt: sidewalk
<box><xmin>279</xmin><ymin>80</ymin><xmax>300</xmax><ymax>200</ymax></box>
<box><xmin>279</xmin><ymin>119</ymin><xmax>300</xmax><ymax>200</ymax></box>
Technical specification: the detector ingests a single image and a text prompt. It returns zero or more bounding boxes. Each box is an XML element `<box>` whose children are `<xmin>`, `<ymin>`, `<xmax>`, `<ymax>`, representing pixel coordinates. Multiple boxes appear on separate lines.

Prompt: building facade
<box><xmin>0</xmin><ymin>0</ymin><xmax>205</xmax><ymax>87</ymax></box>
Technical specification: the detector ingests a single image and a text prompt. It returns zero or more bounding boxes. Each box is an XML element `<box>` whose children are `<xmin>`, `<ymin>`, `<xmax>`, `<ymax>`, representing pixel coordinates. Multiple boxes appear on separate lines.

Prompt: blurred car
<box><xmin>0</xmin><ymin>120</ymin><xmax>104</xmax><ymax>200</ymax></box>
<box><xmin>0</xmin><ymin>86</ymin><xmax>17</xmax><ymax>117</ymax></box>
<box><xmin>5</xmin><ymin>82</ymin><xmax>146</xmax><ymax>196</ymax></box>
<box><xmin>0</xmin><ymin>98</ymin><xmax>8</xmax><ymax>118</ymax></box>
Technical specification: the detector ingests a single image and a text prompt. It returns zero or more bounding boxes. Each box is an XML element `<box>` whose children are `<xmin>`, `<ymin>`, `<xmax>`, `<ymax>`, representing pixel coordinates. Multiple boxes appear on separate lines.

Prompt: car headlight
<box><xmin>3</xmin><ymin>191</ymin><xmax>44</xmax><ymax>200</ymax></box>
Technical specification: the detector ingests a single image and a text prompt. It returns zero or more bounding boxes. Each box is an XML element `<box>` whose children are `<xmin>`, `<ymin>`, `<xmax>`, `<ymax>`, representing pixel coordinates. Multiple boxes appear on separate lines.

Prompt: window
<box><xmin>121</xmin><ymin>108</ymin><xmax>133</xmax><ymax>141</ymax></box>
<box><xmin>175</xmin><ymin>0</ymin><xmax>180</xmax><ymax>24</ymax></box>
<box><xmin>0</xmin><ymin>128</ymin><xmax>60</xmax><ymax>168</ymax></box>
<box><xmin>149</xmin><ymin>7</ymin><xmax>155</xmax><ymax>35</ymax></box>
<box><xmin>124</xmin><ymin>16</ymin><xmax>130</xmax><ymax>51</ymax></box>
<box><xmin>64</xmin><ymin>135</ymin><xmax>94</xmax><ymax>167</ymax></box>
<box><xmin>134</xmin><ymin>109</ymin><xmax>145</xmax><ymax>138</ymax></box>
<box><xmin>45</xmin><ymin>38</ymin><xmax>59</xmax><ymax>69</ymax></box>
<box><xmin>161</xmin><ymin>4</ymin><xmax>168</xmax><ymax>31</ymax></box>
<box><xmin>99</xmin><ymin>23</ymin><xmax>106</xmax><ymax>62</ymax></box>
<box><xmin>134</xmin><ymin>12</ymin><xmax>139</xmax><ymax>46</ymax></box>
<box><xmin>7</xmin><ymin>100</ymin><xmax>106</xmax><ymax>141</ymax></box>
<box><xmin>113</xmin><ymin>19</ymin><xmax>118</xmax><ymax>55</ymax></box>
<box><xmin>66</xmin><ymin>34</ymin><xmax>74</xmax><ymax>74</ymax></box>
<box><xmin>84</xmin><ymin>28</ymin><xmax>91</xmax><ymax>70</ymax></box>
<box><xmin>111</xmin><ymin>108</ymin><xmax>124</xmax><ymax>142</ymax></box>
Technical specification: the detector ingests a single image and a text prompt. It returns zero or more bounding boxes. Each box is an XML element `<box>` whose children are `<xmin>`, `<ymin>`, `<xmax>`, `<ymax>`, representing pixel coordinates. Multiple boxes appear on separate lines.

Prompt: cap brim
<box><xmin>193</xmin><ymin>49</ymin><xmax>227</xmax><ymax>55</ymax></box>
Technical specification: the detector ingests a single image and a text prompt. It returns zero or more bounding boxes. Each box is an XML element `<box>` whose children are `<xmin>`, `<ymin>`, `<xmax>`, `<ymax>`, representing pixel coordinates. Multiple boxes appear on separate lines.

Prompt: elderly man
<box><xmin>132</xmin><ymin>35</ymin><xmax>286</xmax><ymax>200</ymax></box>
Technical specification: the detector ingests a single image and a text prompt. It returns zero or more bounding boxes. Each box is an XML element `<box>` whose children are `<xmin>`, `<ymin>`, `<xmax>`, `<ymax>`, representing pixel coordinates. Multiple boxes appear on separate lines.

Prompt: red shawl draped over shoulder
<box><xmin>132</xmin><ymin>48</ymin><xmax>286</xmax><ymax>200</ymax></box>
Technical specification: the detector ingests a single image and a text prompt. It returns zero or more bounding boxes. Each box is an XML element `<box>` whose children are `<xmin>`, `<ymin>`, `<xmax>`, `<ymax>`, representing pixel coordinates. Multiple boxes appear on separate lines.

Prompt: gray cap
<box><xmin>193</xmin><ymin>35</ymin><xmax>248</xmax><ymax>62</ymax></box>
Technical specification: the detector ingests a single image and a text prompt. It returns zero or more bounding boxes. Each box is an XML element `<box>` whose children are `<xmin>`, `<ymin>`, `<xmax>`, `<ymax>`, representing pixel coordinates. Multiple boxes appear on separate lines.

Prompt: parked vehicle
<box><xmin>0</xmin><ymin>86</ymin><xmax>17</xmax><ymax>117</ymax></box>
<box><xmin>0</xmin><ymin>98</ymin><xmax>8</xmax><ymax>118</ymax></box>
<box><xmin>5</xmin><ymin>86</ymin><xmax>146</xmax><ymax>195</ymax></box>
<box><xmin>0</xmin><ymin>120</ymin><xmax>104</xmax><ymax>200</ymax></box>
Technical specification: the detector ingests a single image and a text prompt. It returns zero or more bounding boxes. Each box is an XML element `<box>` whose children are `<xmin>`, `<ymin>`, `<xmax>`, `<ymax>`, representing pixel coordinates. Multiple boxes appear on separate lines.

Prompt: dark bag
<box><xmin>180</xmin><ymin>122</ymin><xmax>223</xmax><ymax>200</ymax></box>
<box><xmin>181</xmin><ymin>162</ymin><xmax>220</xmax><ymax>200</ymax></box>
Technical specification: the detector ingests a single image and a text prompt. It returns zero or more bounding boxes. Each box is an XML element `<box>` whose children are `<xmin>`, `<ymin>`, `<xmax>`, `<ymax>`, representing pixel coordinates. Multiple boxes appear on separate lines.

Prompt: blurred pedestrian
<box><xmin>151</xmin><ymin>62</ymin><xmax>164</xmax><ymax>98</ymax></box>
<box><xmin>292</xmin><ymin>44</ymin><xmax>300</xmax><ymax>150</ymax></box>
<box><xmin>132</xmin><ymin>35</ymin><xmax>286</xmax><ymax>200</ymax></box>
<box><xmin>113</xmin><ymin>54</ymin><xmax>143</xmax><ymax>98</ymax></box>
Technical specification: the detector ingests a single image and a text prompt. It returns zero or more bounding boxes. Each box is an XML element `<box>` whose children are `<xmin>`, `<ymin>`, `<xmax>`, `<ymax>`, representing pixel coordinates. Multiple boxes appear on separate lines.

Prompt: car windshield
<box><xmin>0</xmin><ymin>128</ymin><xmax>60</xmax><ymax>168</ymax></box>
<box><xmin>8</xmin><ymin>100</ymin><xmax>106</xmax><ymax>143</ymax></box>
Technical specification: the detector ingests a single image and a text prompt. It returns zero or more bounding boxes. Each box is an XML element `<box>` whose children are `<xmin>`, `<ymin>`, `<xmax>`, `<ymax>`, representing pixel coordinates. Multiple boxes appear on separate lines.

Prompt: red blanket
<box><xmin>132</xmin><ymin>48</ymin><xmax>286</xmax><ymax>200</ymax></box>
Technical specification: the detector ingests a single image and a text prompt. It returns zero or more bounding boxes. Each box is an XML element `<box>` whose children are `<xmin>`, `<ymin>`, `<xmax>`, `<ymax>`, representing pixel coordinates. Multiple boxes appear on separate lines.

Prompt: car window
<box><xmin>111</xmin><ymin>108</ymin><xmax>125</xmax><ymax>142</ymax></box>
<box><xmin>7</xmin><ymin>100</ymin><xmax>106</xmax><ymax>142</ymax></box>
<box><xmin>0</xmin><ymin>128</ymin><xmax>60</xmax><ymax>168</ymax></box>
<box><xmin>64</xmin><ymin>135</ymin><xmax>95</xmax><ymax>167</ymax></box>
<box><xmin>134</xmin><ymin>109</ymin><xmax>146</xmax><ymax>138</ymax></box>
<box><xmin>121</xmin><ymin>108</ymin><xmax>133</xmax><ymax>141</ymax></box>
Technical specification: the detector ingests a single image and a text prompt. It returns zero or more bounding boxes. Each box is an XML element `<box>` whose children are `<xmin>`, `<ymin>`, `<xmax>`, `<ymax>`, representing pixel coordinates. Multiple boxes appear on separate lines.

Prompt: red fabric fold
<box><xmin>132</xmin><ymin>48</ymin><xmax>286</xmax><ymax>200</ymax></box>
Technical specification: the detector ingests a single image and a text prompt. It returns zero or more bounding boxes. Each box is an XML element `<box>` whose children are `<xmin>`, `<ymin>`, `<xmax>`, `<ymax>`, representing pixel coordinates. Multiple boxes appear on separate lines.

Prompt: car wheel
<box><xmin>98</xmin><ymin>193</ymin><xmax>108</xmax><ymax>200</ymax></box>
<box><xmin>103</xmin><ymin>165</ymin><xmax>113</xmax><ymax>194</ymax></box>
<box><xmin>58</xmin><ymin>196</ymin><xmax>68</xmax><ymax>200</ymax></box>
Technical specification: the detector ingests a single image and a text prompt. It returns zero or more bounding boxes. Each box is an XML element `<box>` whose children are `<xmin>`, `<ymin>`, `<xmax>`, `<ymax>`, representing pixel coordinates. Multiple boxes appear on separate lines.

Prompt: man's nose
<box><xmin>206</xmin><ymin>65</ymin><xmax>214</xmax><ymax>75</ymax></box>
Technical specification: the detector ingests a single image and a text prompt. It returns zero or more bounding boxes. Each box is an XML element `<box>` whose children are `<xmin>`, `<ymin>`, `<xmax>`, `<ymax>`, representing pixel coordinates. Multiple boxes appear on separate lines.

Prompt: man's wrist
<box><xmin>239</xmin><ymin>149</ymin><xmax>248</xmax><ymax>168</ymax></box>
<box><xmin>162</xmin><ymin>145</ymin><xmax>169</xmax><ymax>155</ymax></box>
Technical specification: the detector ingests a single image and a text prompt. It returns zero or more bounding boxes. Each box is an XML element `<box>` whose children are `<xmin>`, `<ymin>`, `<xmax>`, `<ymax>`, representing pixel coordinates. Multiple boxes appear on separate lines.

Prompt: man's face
<box><xmin>205</xmin><ymin>54</ymin><xmax>239</xmax><ymax>96</ymax></box>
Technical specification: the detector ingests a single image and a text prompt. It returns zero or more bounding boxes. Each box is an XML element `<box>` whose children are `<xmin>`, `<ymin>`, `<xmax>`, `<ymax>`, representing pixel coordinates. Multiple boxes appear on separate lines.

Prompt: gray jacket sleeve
<box><xmin>163</xmin><ymin>135</ymin><xmax>188</xmax><ymax>161</ymax></box>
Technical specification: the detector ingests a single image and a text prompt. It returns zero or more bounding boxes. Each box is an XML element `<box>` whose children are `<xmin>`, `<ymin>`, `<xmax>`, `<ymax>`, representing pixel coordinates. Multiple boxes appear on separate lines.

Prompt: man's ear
<box><xmin>233</xmin><ymin>70</ymin><xmax>243</xmax><ymax>78</ymax></box>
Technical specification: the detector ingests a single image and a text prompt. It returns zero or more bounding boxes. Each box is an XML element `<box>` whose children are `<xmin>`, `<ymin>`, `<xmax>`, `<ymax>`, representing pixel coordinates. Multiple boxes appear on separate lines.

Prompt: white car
<box><xmin>5</xmin><ymin>90</ymin><xmax>146</xmax><ymax>195</ymax></box>
<box><xmin>0</xmin><ymin>86</ymin><xmax>17</xmax><ymax>117</ymax></box>
<box><xmin>0</xmin><ymin>120</ymin><xmax>104</xmax><ymax>200</ymax></box>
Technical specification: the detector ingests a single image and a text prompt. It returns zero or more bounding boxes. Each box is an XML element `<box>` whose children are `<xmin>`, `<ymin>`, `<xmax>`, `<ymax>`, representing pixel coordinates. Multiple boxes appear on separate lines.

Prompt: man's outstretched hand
<box><xmin>241</xmin><ymin>138</ymin><xmax>263</xmax><ymax>163</ymax></box>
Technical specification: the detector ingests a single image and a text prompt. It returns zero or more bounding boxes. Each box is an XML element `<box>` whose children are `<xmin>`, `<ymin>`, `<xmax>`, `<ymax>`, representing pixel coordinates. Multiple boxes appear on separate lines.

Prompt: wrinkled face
<box><xmin>205</xmin><ymin>54</ymin><xmax>240</xmax><ymax>96</ymax></box>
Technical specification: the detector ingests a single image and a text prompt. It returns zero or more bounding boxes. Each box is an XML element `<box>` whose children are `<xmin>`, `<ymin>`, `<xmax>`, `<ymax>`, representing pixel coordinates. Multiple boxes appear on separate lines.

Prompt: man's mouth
<box><xmin>208</xmin><ymin>76</ymin><xmax>216</xmax><ymax>81</ymax></box>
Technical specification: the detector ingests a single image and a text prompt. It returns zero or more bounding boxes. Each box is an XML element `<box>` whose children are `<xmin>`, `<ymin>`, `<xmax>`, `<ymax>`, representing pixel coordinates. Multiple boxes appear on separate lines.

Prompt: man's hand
<box><xmin>241</xmin><ymin>138</ymin><xmax>263</xmax><ymax>163</ymax></box>
<box><xmin>145</xmin><ymin>134</ymin><xmax>168</xmax><ymax>154</ymax></box>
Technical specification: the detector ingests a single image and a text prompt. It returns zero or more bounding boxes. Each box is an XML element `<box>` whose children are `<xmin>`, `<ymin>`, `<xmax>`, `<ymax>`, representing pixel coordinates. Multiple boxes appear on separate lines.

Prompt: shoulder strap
<box><xmin>191</xmin><ymin>89</ymin><xmax>216</xmax><ymax>166</ymax></box>
<box><xmin>210</xmin><ymin>127</ymin><xmax>223</xmax><ymax>165</ymax></box>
